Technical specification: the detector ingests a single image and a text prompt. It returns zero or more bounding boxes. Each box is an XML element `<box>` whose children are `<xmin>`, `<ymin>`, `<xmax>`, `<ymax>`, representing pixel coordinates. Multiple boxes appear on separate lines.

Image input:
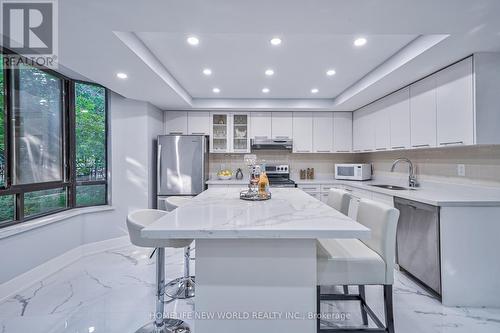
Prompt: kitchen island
<box><xmin>142</xmin><ymin>188</ymin><xmax>370</xmax><ymax>333</ymax></box>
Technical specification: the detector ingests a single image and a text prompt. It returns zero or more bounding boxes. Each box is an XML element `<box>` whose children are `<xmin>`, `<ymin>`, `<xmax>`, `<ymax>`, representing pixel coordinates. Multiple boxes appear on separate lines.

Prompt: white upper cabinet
<box><xmin>410</xmin><ymin>75</ymin><xmax>437</xmax><ymax>148</ymax></box>
<box><xmin>209</xmin><ymin>112</ymin><xmax>250</xmax><ymax>153</ymax></box>
<box><xmin>333</xmin><ymin>112</ymin><xmax>352</xmax><ymax>153</ymax></box>
<box><xmin>372</xmin><ymin>100</ymin><xmax>391</xmax><ymax>151</ymax></box>
<box><xmin>313</xmin><ymin>112</ymin><xmax>334</xmax><ymax>153</ymax></box>
<box><xmin>436</xmin><ymin>57</ymin><xmax>474</xmax><ymax>146</ymax></box>
<box><xmin>187</xmin><ymin>112</ymin><xmax>210</xmax><ymax>135</ymax></box>
<box><xmin>231</xmin><ymin>113</ymin><xmax>251</xmax><ymax>153</ymax></box>
<box><xmin>271</xmin><ymin>112</ymin><xmax>293</xmax><ymax>139</ymax></box>
<box><xmin>353</xmin><ymin>105</ymin><xmax>375</xmax><ymax>152</ymax></box>
<box><xmin>292</xmin><ymin>112</ymin><xmax>313</xmax><ymax>153</ymax></box>
<box><xmin>210</xmin><ymin>113</ymin><xmax>230</xmax><ymax>153</ymax></box>
<box><xmin>388</xmin><ymin>87</ymin><xmax>411</xmax><ymax>150</ymax></box>
<box><xmin>164</xmin><ymin>111</ymin><xmax>188</xmax><ymax>134</ymax></box>
<box><xmin>249</xmin><ymin>112</ymin><xmax>272</xmax><ymax>139</ymax></box>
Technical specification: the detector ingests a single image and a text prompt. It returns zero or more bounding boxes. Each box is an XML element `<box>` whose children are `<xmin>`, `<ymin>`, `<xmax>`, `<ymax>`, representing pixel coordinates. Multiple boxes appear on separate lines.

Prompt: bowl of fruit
<box><xmin>217</xmin><ymin>169</ymin><xmax>233</xmax><ymax>180</ymax></box>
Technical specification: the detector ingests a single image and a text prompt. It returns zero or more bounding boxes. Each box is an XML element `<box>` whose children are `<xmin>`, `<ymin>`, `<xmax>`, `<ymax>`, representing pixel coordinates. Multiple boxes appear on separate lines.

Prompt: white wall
<box><xmin>0</xmin><ymin>92</ymin><xmax>164</xmax><ymax>284</ymax></box>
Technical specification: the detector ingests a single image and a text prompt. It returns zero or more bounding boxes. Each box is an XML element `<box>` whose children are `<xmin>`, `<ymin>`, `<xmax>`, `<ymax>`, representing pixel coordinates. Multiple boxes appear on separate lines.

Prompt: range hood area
<box><xmin>250</xmin><ymin>138</ymin><xmax>293</xmax><ymax>151</ymax></box>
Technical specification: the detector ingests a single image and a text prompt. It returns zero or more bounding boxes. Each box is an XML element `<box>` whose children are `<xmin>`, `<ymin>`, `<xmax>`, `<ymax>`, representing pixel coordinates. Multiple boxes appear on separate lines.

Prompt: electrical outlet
<box><xmin>457</xmin><ymin>164</ymin><xmax>466</xmax><ymax>177</ymax></box>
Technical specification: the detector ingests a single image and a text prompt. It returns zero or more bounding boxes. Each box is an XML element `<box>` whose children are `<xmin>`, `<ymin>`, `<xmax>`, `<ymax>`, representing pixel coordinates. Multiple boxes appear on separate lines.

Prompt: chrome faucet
<box><xmin>391</xmin><ymin>158</ymin><xmax>418</xmax><ymax>188</ymax></box>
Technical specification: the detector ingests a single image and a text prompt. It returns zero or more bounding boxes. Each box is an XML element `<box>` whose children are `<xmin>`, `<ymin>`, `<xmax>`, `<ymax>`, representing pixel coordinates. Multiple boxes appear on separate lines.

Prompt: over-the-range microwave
<box><xmin>335</xmin><ymin>163</ymin><xmax>372</xmax><ymax>181</ymax></box>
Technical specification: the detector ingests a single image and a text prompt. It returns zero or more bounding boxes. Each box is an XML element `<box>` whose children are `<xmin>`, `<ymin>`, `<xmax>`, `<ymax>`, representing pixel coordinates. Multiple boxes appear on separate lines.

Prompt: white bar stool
<box><xmin>326</xmin><ymin>188</ymin><xmax>353</xmax><ymax>216</ymax></box>
<box><xmin>127</xmin><ymin>209</ymin><xmax>192</xmax><ymax>333</ymax></box>
<box><xmin>164</xmin><ymin>196</ymin><xmax>195</xmax><ymax>299</ymax></box>
<box><xmin>317</xmin><ymin>199</ymin><xmax>400</xmax><ymax>333</ymax></box>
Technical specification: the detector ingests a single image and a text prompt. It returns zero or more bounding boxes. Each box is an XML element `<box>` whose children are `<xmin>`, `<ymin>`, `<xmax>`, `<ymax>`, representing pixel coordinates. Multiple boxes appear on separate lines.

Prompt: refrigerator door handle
<box><xmin>157</xmin><ymin>144</ymin><xmax>162</xmax><ymax>193</ymax></box>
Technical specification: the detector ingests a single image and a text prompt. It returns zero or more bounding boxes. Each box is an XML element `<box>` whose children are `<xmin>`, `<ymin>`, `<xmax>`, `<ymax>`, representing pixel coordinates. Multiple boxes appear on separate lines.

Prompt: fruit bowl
<box><xmin>217</xmin><ymin>170</ymin><xmax>233</xmax><ymax>180</ymax></box>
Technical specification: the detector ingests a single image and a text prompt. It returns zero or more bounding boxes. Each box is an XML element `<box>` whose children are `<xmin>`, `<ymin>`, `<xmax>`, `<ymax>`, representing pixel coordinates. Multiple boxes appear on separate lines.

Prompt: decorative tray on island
<box><xmin>239</xmin><ymin>190</ymin><xmax>271</xmax><ymax>201</ymax></box>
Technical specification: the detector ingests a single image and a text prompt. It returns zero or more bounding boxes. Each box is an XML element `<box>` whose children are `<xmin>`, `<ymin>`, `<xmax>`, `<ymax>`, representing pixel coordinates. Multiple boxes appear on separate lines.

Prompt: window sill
<box><xmin>0</xmin><ymin>205</ymin><xmax>115</xmax><ymax>240</ymax></box>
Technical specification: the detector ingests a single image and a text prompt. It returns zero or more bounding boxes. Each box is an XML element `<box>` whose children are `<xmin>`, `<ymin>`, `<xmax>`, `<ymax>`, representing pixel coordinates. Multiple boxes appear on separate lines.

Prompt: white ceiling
<box><xmin>49</xmin><ymin>0</ymin><xmax>500</xmax><ymax>110</ymax></box>
<box><xmin>136</xmin><ymin>32</ymin><xmax>417</xmax><ymax>99</ymax></box>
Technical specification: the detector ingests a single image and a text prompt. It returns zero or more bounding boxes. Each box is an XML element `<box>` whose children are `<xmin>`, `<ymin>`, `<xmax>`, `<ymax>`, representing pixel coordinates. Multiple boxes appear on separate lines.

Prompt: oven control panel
<box><xmin>265</xmin><ymin>164</ymin><xmax>289</xmax><ymax>174</ymax></box>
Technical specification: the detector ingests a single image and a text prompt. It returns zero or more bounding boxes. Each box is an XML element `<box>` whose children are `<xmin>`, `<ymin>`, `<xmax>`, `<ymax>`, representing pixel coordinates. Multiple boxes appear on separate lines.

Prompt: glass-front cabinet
<box><xmin>210</xmin><ymin>112</ymin><xmax>250</xmax><ymax>153</ymax></box>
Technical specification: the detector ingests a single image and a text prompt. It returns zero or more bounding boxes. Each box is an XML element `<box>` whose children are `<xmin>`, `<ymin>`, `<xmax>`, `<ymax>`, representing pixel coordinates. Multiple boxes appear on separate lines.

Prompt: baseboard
<box><xmin>0</xmin><ymin>236</ymin><xmax>130</xmax><ymax>302</ymax></box>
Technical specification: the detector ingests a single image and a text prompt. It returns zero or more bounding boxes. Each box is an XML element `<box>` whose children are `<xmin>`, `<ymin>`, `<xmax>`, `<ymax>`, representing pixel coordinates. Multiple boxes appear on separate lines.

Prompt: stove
<box><xmin>264</xmin><ymin>164</ymin><xmax>297</xmax><ymax>188</ymax></box>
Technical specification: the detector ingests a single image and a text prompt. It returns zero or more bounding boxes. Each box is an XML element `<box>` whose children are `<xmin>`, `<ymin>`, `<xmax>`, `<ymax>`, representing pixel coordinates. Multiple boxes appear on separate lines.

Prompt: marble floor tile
<box><xmin>1</xmin><ymin>244</ymin><xmax>499</xmax><ymax>333</ymax></box>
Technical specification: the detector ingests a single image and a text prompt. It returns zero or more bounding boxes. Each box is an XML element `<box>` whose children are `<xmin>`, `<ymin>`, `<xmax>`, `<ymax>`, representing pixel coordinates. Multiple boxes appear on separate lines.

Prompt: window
<box><xmin>13</xmin><ymin>64</ymin><xmax>63</xmax><ymax>184</ymax></box>
<box><xmin>0</xmin><ymin>50</ymin><xmax>108</xmax><ymax>228</ymax></box>
<box><xmin>0</xmin><ymin>54</ymin><xmax>5</xmax><ymax>188</ymax></box>
<box><xmin>74</xmin><ymin>82</ymin><xmax>107</xmax><ymax>206</ymax></box>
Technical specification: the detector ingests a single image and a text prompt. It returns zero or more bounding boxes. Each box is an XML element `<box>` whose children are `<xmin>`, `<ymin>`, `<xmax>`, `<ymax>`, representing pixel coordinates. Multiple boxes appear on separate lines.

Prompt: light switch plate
<box><xmin>457</xmin><ymin>164</ymin><xmax>466</xmax><ymax>177</ymax></box>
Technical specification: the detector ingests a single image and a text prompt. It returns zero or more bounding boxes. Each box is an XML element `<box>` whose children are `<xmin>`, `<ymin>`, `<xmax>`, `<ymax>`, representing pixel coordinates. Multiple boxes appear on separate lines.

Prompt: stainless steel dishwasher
<box><xmin>394</xmin><ymin>197</ymin><xmax>441</xmax><ymax>296</ymax></box>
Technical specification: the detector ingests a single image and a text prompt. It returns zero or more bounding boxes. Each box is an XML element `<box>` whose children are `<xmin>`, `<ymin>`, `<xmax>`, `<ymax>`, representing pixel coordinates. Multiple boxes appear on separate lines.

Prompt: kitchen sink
<box><xmin>370</xmin><ymin>184</ymin><xmax>411</xmax><ymax>190</ymax></box>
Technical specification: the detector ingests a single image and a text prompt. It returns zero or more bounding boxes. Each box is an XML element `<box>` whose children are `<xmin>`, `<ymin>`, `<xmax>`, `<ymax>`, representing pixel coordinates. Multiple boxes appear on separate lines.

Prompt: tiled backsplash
<box><xmin>362</xmin><ymin>145</ymin><xmax>500</xmax><ymax>187</ymax></box>
<box><xmin>209</xmin><ymin>145</ymin><xmax>500</xmax><ymax>187</ymax></box>
<box><xmin>209</xmin><ymin>152</ymin><xmax>361</xmax><ymax>180</ymax></box>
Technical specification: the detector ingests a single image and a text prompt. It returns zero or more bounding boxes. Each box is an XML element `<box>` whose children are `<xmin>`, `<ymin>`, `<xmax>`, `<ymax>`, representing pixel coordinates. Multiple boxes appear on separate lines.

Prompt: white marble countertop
<box><xmin>207</xmin><ymin>178</ymin><xmax>500</xmax><ymax>207</ymax></box>
<box><xmin>142</xmin><ymin>188</ymin><xmax>370</xmax><ymax>239</ymax></box>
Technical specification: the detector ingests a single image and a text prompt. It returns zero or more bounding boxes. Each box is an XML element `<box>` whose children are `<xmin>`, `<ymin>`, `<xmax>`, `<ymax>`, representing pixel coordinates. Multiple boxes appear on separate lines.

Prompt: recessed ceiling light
<box><xmin>265</xmin><ymin>69</ymin><xmax>275</xmax><ymax>76</ymax></box>
<box><xmin>262</xmin><ymin>88</ymin><xmax>270</xmax><ymax>93</ymax></box>
<box><xmin>212</xmin><ymin>87</ymin><xmax>220</xmax><ymax>94</ymax></box>
<box><xmin>187</xmin><ymin>36</ymin><xmax>200</xmax><ymax>46</ymax></box>
<box><xmin>311</xmin><ymin>88</ymin><xmax>319</xmax><ymax>94</ymax></box>
<box><xmin>270</xmin><ymin>37</ymin><xmax>282</xmax><ymax>46</ymax></box>
<box><xmin>116</xmin><ymin>72</ymin><xmax>128</xmax><ymax>79</ymax></box>
<box><xmin>203</xmin><ymin>68</ymin><xmax>212</xmax><ymax>76</ymax></box>
<box><xmin>354</xmin><ymin>37</ymin><xmax>367</xmax><ymax>47</ymax></box>
<box><xmin>326</xmin><ymin>69</ymin><xmax>336</xmax><ymax>76</ymax></box>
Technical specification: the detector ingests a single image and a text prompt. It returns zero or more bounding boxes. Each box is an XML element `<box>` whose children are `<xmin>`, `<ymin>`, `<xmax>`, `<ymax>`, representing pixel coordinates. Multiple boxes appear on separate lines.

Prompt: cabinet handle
<box><xmin>191</xmin><ymin>132</ymin><xmax>205</xmax><ymax>135</ymax></box>
<box><xmin>295</xmin><ymin>150</ymin><xmax>311</xmax><ymax>153</ymax></box>
<box><xmin>275</xmin><ymin>136</ymin><xmax>290</xmax><ymax>139</ymax></box>
<box><xmin>412</xmin><ymin>144</ymin><xmax>430</xmax><ymax>148</ymax></box>
<box><xmin>353</xmin><ymin>150</ymin><xmax>361</xmax><ymax>152</ymax></box>
<box><xmin>344</xmin><ymin>188</ymin><xmax>353</xmax><ymax>192</ymax></box>
<box><xmin>375</xmin><ymin>148</ymin><xmax>387</xmax><ymax>151</ymax></box>
<box><xmin>335</xmin><ymin>150</ymin><xmax>350</xmax><ymax>153</ymax></box>
<box><xmin>391</xmin><ymin>146</ymin><xmax>405</xmax><ymax>149</ymax></box>
<box><xmin>316</xmin><ymin>150</ymin><xmax>331</xmax><ymax>153</ymax></box>
<box><xmin>363</xmin><ymin>149</ymin><xmax>373</xmax><ymax>152</ymax></box>
<box><xmin>439</xmin><ymin>141</ymin><xmax>464</xmax><ymax>146</ymax></box>
<box><xmin>169</xmin><ymin>131</ymin><xmax>184</xmax><ymax>135</ymax></box>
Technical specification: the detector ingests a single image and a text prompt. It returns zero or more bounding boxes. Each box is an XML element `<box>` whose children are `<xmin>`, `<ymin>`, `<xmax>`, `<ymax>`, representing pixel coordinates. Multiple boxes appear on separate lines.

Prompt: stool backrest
<box><xmin>357</xmin><ymin>199</ymin><xmax>400</xmax><ymax>284</ymax></box>
<box><xmin>326</xmin><ymin>188</ymin><xmax>352</xmax><ymax>216</ymax></box>
<box><xmin>127</xmin><ymin>209</ymin><xmax>167</xmax><ymax>247</ymax></box>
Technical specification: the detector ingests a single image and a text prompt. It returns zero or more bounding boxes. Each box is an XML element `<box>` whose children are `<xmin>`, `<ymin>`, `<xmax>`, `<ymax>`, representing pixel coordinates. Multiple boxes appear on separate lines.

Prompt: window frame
<box><xmin>71</xmin><ymin>80</ymin><xmax>109</xmax><ymax>208</ymax></box>
<box><xmin>0</xmin><ymin>48</ymin><xmax>109</xmax><ymax>228</ymax></box>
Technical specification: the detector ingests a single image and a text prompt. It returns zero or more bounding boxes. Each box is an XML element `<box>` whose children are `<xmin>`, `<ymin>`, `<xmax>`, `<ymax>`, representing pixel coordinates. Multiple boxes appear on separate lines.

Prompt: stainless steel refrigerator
<box><xmin>156</xmin><ymin>135</ymin><xmax>209</xmax><ymax>210</ymax></box>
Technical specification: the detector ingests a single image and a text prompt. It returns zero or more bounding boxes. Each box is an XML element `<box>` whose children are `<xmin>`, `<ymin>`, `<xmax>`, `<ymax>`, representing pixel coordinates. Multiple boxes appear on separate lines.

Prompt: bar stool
<box><xmin>317</xmin><ymin>199</ymin><xmax>400</xmax><ymax>333</ymax></box>
<box><xmin>164</xmin><ymin>196</ymin><xmax>195</xmax><ymax>299</ymax></box>
<box><xmin>127</xmin><ymin>209</ymin><xmax>191</xmax><ymax>333</ymax></box>
<box><xmin>326</xmin><ymin>188</ymin><xmax>353</xmax><ymax>216</ymax></box>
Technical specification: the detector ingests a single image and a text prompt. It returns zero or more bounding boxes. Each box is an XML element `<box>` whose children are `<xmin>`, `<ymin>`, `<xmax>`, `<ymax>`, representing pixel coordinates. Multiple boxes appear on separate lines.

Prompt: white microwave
<box><xmin>335</xmin><ymin>164</ymin><xmax>372</xmax><ymax>181</ymax></box>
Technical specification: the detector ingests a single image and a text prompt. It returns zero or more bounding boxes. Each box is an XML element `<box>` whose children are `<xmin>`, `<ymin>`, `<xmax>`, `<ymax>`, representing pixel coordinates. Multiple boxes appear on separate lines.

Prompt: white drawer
<box><xmin>320</xmin><ymin>192</ymin><xmax>330</xmax><ymax>203</ymax></box>
<box><xmin>349</xmin><ymin>187</ymin><xmax>372</xmax><ymax>200</ymax></box>
<box><xmin>298</xmin><ymin>184</ymin><xmax>321</xmax><ymax>192</ymax></box>
<box><xmin>371</xmin><ymin>192</ymin><xmax>394</xmax><ymax>207</ymax></box>
<box><xmin>320</xmin><ymin>184</ymin><xmax>337</xmax><ymax>192</ymax></box>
